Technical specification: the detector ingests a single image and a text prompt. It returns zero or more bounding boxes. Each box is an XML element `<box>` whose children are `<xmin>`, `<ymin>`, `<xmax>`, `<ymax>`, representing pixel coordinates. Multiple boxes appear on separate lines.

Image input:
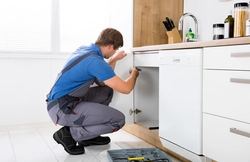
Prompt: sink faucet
<box><xmin>178</xmin><ymin>13</ymin><xmax>198</xmax><ymax>42</ymax></box>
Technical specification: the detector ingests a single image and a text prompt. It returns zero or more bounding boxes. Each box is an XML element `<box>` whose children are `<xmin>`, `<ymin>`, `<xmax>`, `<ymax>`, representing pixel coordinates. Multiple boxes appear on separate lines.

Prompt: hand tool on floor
<box><xmin>113</xmin><ymin>156</ymin><xmax>145</xmax><ymax>161</ymax></box>
<box><xmin>128</xmin><ymin>156</ymin><xmax>145</xmax><ymax>161</ymax></box>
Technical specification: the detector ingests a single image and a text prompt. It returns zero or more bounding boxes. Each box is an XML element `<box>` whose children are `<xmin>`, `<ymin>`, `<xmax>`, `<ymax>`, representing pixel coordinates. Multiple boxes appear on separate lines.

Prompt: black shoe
<box><xmin>53</xmin><ymin>126</ymin><xmax>85</xmax><ymax>155</ymax></box>
<box><xmin>78</xmin><ymin>136</ymin><xmax>111</xmax><ymax>147</ymax></box>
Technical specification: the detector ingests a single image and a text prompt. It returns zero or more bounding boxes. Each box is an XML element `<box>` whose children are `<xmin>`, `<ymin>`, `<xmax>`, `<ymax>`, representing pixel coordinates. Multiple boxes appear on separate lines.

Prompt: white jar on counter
<box><xmin>213</xmin><ymin>24</ymin><xmax>224</xmax><ymax>40</ymax></box>
<box><xmin>246</xmin><ymin>19</ymin><xmax>250</xmax><ymax>36</ymax></box>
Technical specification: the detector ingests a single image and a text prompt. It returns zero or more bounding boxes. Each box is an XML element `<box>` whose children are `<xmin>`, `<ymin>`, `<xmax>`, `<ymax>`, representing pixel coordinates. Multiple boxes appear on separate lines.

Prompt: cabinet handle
<box><xmin>230</xmin><ymin>128</ymin><xmax>250</xmax><ymax>138</ymax></box>
<box><xmin>230</xmin><ymin>78</ymin><xmax>250</xmax><ymax>84</ymax></box>
<box><xmin>231</xmin><ymin>52</ymin><xmax>250</xmax><ymax>57</ymax></box>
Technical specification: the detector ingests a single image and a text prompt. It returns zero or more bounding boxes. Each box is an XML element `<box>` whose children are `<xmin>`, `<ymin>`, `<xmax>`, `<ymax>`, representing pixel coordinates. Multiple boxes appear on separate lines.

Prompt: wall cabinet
<box><xmin>203</xmin><ymin>44</ymin><xmax>250</xmax><ymax>161</ymax></box>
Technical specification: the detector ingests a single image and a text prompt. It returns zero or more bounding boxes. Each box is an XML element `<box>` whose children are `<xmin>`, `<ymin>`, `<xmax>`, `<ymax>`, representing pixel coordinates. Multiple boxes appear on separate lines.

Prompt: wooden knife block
<box><xmin>166</xmin><ymin>28</ymin><xmax>182</xmax><ymax>44</ymax></box>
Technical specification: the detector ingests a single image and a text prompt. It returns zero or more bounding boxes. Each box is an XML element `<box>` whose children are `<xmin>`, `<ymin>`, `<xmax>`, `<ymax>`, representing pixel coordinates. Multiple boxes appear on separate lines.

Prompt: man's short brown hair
<box><xmin>95</xmin><ymin>28</ymin><xmax>123</xmax><ymax>50</ymax></box>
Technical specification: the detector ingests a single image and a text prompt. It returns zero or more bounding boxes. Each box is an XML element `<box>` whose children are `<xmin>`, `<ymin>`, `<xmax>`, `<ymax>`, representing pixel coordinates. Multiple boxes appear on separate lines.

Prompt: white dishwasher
<box><xmin>159</xmin><ymin>48</ymin><xmax>206</xmax><ymax>162</ymax></box>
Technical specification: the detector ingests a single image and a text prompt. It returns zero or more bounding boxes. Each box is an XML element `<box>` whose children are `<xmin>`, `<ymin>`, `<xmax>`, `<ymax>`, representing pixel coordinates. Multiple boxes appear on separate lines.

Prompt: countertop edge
<box><xmin>131</xmin><ymin>37</ymin><xmax>250</xmax><ymax>52</ymax></box>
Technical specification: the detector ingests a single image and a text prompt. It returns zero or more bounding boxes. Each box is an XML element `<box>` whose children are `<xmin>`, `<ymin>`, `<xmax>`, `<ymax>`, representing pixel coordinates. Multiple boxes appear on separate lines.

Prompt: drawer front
<box><xmin>134</xmin><ymin>53</ymin><xmax>159</xmax><ymax>67</ymax></box>
<box><xmin>203</xmin><ymin>70</ymin><xmax>250</xmax><ymax>123</ymax></box>
<box><xmin>204</xmin><ymin>44</ymin><xmax>250</xmax><ymax>70</ymax></box>
<box><xmin>203</xmin><ymin>114</ymin><xmax>250</xmax><ymax>162</ymax></box>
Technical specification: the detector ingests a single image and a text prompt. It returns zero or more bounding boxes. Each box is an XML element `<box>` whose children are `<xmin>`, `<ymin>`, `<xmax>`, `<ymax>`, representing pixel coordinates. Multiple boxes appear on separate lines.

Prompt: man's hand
<box><xmin>129</xmin><ymin>67</ymin><xmax>140</xmax><ymax>78</ymax></box>
<box><xmin>104</xmin><ymin>67</ymin><xmax>140</xmax><ymax>94</ymax></box>
<box><xmin>112</xmin><ymin>50</ymin><xmax>127</xmax><ymax>61</ymax></box>
<box><xmin>109</xmin><ymin>50</ymin><xmax>127</xmax><ymax>69</ymax></box>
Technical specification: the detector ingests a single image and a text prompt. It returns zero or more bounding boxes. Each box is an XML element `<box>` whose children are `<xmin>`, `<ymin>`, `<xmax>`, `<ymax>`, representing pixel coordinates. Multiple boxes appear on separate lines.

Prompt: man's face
<box><xmin>104</xmin><ymin>45</ymin><xmax>119</xmax><ymax>59</ymax></box>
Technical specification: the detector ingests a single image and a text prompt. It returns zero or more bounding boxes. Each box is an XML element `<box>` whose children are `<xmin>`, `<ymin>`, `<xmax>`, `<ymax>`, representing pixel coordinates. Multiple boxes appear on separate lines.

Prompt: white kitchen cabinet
<box><xmin>203</xmin><ymin>44</ymin><xmax>250</xmax><ymax>70</ymax></box>
<box><xmin>203</xmin><ymin>70</ymin><xmax>250</xmax><ymax>123</ymax></box>
<box><xmin>203</xmin><ymin>114</ymin><xmax>250</xmax><ymax>161</ymax></box>
<box><xmin>203</xmin><ymin>45</ymin><xmax>250</xmax><ymax>161</ymax></box>
<box><xmin>132</xmin><ymin>51</ymin><xmax>159</xmax><ymax>129</ymax></box>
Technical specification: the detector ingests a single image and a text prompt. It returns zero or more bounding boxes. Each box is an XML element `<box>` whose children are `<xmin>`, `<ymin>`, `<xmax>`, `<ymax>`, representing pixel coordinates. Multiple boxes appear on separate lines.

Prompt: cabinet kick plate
<box><xmin>129</xmin><ymin>109</ymin><xmax>142</xmax><ymax>115</ymax></box>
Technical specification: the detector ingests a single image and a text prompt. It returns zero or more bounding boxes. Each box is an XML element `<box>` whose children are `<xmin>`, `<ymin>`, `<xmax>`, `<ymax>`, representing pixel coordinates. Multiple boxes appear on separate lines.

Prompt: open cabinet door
<box><xmin>109</xmin><ymin>53</ymin><xmax>134</xmax><ymax>124</ymax></box>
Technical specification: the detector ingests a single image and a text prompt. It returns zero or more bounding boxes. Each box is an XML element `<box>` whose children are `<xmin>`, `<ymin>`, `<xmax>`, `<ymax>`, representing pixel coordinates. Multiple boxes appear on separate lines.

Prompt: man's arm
<box><xmin>95</xmin><ymin>50</ymin><xmax>127</xmax><ymax>86</ymax></box>
<box><xmin>104</xmin><ymin>68</ymin><xmax>139</xmax><ymax>94</ymax></box>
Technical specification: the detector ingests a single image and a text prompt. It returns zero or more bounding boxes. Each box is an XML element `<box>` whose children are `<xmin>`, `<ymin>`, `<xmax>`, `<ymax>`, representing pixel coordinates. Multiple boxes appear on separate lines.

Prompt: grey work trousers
<box><xmin>47</xmin><ymin>86</ymin><xmax>125</xmax><ymax>142</ymax></box>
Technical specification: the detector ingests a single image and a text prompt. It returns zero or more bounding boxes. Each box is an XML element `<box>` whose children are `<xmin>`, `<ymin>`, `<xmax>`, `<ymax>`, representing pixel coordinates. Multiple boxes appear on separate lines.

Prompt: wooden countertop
<box><xmin>131</xmin><ymin>37</ymin><xmax>250</xmax><ymax>52</ymax></box>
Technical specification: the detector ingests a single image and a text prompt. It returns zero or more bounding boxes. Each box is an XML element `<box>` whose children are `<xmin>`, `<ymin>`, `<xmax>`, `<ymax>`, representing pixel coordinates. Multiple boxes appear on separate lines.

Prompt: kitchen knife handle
<box><xmin>169</xmin><ymin>19</ymin><xmax>175</xmax><ymax>28</ymax></box>
<box><xmin>163</xmin><ymin>21</ymin><xmax>172</xmax><ymax>31</ymax></box>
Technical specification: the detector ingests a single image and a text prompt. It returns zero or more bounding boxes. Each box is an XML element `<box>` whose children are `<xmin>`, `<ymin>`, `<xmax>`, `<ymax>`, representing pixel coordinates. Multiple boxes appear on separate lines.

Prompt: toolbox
<box><xmin>107</xmin><ymin>148</ymin><xmax>173</xmax><ymax>162</ymax></box>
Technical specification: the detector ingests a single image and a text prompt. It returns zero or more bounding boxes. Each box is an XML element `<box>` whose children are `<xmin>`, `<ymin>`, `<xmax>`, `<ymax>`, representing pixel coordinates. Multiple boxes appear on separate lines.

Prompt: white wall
<box><xmin>184</xmin><ymin>0</ymin><xmax>249</xmax><ymax>41</ymax></box>
<box><xmin>0</xmin><ymin>0</ymin><xmax>133</xmax><ymax>127</ymax></box>
<box><xmin>109</xmin><ymin>0</ymin><xmax>133</xmax><ymax>52</ymax></box>
<box><xmin>0</xmin><ymin>55</ymin><xmax>68</xmax><ymax>126</ymax></box>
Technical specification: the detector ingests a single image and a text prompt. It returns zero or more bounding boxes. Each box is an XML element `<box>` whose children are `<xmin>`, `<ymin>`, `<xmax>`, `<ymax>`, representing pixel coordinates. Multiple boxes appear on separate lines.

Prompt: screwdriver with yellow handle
<box><xmin>127</xmin><ymin>156</ymin><xmax>144</xmax><ymax>161</ymax></box>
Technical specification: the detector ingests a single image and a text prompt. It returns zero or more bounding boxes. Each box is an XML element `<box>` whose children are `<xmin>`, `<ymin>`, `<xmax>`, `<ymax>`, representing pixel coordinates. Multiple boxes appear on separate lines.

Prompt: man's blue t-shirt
<box><xmin>47</xmin><ymin>43</ymin><xmax>116</xmax><ymax>101</ymax></box>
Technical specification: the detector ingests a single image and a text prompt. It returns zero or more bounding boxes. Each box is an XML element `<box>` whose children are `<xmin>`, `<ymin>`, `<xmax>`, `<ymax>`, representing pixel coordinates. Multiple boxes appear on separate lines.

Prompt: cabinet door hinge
<box><xmin>129</xmin><ymin>108</ymin><xmax>141</xmax><ymax>115</ymax></box>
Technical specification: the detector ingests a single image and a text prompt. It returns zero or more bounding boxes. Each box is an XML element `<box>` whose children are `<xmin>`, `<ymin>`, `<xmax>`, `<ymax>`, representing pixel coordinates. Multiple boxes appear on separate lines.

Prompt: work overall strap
<box><xmin>46</xmin><ymin>53</ymin><xmax>99</xmax><ymax>100</ymax></box>
<box><xmin>46</xmin><ymin>53</ymin><xmax>99</xmax><ymax>125</ymax></box>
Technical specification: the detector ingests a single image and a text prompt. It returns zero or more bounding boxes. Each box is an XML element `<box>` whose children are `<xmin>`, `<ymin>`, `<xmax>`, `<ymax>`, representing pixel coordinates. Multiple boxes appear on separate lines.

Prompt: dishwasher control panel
<box><xmin>159</xmin><ymin>48</ymin><xmax>203</xmax><ymax>66</ymax></box>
